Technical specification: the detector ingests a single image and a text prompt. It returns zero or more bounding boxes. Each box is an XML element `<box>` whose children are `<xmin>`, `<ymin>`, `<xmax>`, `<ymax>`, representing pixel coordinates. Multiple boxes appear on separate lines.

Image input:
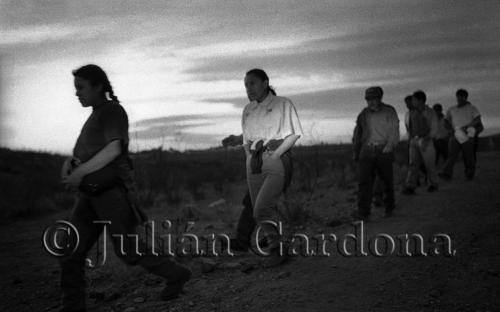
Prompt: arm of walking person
<box><xmin>271</xmin><ymin>99</ymin><xmax>303</xmax><ymax>159</ymax></box>
<box><xmin>428</xmin><ymin>109</ymin><xmax>439</xmax><ymax>139</ymax></box>
<box><xmin>352</xmin><ymin>112</ymin><xmax>363</xmax><ymax>161</ymax></box>
<box><xmin>443</xmin><ymin>118</ymin><xmax>453</xmax><ymax>132</ymax></box>
<box><xmin>243</xmin><ymin>142</ymin><xmax>251</xmax><ymax>158</ymax></box>
<box><xmin>271</xmin><ymin>134</ymin><xmax>300</xmax><ymax>159</ymax></box>
<box><xmin>62</xmin><ymin>140</ymin><xmax>122</xmax><ymax>187</ymax></box>
<box><xmin>383</xmin><ymin>107</ymin><xmax>400</xmax><ymax>153</ymax></box>
<box><xmin>462</xmin><ymin>116</ymin><xmax>482</xmax><ymax>130</ymax></box>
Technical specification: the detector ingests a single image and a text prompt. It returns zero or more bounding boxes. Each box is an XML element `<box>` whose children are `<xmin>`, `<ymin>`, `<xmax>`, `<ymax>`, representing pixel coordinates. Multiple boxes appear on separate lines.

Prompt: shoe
<box><xmin>465</xmin><ymin>174</ymin><xmax>474</xmax><ymax>181</ymax></box>
<box><xmin>401</xmin><ymin>187</ymin><xmax>415</xmax><ymax>195</ymax></box>
<box><xmin>160</xmin><ymin>267</ymin><xmax>191</xmax><ymax>301</ymax></box>
<box><xmin>438</xmin><ymin>172</ymin><xmax>452</xmax><ymax>181</ymax></box>
<box><xmin>427</xmin><ymin>185</ymin><xmax>438</xmax><ymax>193</ymax></box>
<box><xmin>350</xmin><ymin>211</ymin><xmax>370</xmax><ymax>222</ymax></box>
<box><xmin>384</xmin><ymin>210</ymin><xmax>393</xmax><ymax>218</ymax></box>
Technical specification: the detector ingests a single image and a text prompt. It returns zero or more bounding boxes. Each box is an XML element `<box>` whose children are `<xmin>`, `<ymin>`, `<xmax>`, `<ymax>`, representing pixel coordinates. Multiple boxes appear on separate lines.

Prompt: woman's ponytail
<box><xmin>105</xmin><ymin>82</ymin><xmax>120</xmax><ymax>103</ymax></box>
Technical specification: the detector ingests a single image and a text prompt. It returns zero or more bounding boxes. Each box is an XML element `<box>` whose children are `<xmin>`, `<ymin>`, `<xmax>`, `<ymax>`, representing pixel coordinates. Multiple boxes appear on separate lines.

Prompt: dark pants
<box><xmin>60</xmin><ymin>186</ymin><xmax>186</xmax><ymax>311</ymax></box>
<box><xmin>473</xmin><ymin>135</ymin><xmax>480</xmax><ymax>162</ymax></box>
<box><xmin>235</xmin><ymin>191</ymin><xmax>256</xmax><ymax>246</ymax></box>
<box><xmin>434</xmin><ymin>138</ymin><xmax>449</xmax><ymax>165</ymax></box>
<box><xmin>442</xmin><ymin>137</ymin><xmax>475</xmax><ymax>179</ymax></box>
<box><xmin>357</xmin><ymin>146</ymin><xmax>395</xmax><ymax>216</ymax></box>
<box><xmin>372</xmin><ymin>176</ymin><xmax>384</xmax><ymax>206</ymax></box>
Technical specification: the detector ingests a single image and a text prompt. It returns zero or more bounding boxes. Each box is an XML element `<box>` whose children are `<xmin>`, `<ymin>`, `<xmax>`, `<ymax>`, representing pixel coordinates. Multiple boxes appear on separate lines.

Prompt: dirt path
<box><xmin>1</xmin><ymin>152</ymin><xmax>500</xmax><ymax>312</ymax></box>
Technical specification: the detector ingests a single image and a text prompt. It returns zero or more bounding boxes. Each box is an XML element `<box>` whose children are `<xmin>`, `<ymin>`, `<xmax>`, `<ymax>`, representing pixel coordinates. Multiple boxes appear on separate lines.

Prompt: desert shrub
<box><xmin>2</xmin><ymin>138</ymin><xmax>466</xmax><ymax>220</ymax></box>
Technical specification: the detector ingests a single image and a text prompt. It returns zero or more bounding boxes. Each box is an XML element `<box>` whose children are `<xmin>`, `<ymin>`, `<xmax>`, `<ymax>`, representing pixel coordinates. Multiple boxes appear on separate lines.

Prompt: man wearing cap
<box><xmin>402</xmin><ymin>90</ymin><xmax>439</xmax><ymax>194</ymax></box>
<box><xmin>440</xmin><ymin>89</ymin><xmax>483</xmax><ymax>181</ymax></box>
<box><xmin>352</xmin><ymin>86</ymin><xmax>399</xmax><ymax>221</ymax></box>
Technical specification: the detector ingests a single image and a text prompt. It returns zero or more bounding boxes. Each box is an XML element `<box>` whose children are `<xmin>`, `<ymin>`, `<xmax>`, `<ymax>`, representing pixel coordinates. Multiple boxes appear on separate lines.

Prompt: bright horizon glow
<box><xmin>1</xmin><ymin>0</ymin><xmax>500</xmax><ymax>154</ymax></box>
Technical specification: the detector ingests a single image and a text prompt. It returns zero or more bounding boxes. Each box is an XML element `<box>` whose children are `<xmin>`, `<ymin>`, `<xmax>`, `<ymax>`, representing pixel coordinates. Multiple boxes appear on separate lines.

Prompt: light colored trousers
<box><xmin>246</xmin><ymin>150</ymin><xmax>285</xmax><ymax>248</ymax></box>
<box><xmin>406</xmin><ymin>137</ymin><xmax>438</xmax><ymax>188</ymax></box>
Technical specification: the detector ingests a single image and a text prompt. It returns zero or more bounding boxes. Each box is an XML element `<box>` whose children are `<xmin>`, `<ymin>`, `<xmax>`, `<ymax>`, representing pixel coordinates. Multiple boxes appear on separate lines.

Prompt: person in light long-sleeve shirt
<box><xmin>352</xmin><ymin>86</ymin><xmax>399</xmax><ymax>221</ymax></box>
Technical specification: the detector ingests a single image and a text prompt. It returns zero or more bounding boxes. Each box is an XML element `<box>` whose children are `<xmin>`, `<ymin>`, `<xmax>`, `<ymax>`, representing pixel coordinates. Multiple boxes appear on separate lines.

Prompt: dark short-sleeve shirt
<box><xmin>408</xmin><ymin>110</ymin><xmax>431</xmax><ymax>138</ymax></box>
<box><xmin>73</xmin><ymin>101</ymin><xmax>129</xmax><ymax>163</ymax></box>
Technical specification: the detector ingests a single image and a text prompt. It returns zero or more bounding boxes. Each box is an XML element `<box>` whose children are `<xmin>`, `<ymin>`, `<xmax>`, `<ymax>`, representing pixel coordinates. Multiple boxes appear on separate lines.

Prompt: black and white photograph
<box><xmin>1</xmin><ymin>1</ymin><xmax>499</xmax><ymax>311</ymax></box>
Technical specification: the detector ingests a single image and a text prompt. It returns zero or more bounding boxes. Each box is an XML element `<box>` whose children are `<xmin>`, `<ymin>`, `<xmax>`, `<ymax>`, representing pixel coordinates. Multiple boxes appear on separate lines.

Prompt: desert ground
<box><xmin>1</xmin><ymin>149</ymin><xmax>499</xmax><ymax>312</ymax></box>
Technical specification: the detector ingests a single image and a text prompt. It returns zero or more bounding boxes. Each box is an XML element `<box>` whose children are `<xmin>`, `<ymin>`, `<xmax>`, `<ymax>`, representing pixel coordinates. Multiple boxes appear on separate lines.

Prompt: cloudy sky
<box><xmin>1</xmin><ymin>0</ymin><xmax>499</xmax><ymax>153</ymax></box>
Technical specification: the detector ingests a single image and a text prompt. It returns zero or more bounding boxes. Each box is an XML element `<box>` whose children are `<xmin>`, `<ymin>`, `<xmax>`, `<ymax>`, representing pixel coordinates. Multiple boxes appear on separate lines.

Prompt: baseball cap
<box><xmin>365</xmin><ymin>86</ymin><xmax>383</xmax><ymax>99</ymax></box>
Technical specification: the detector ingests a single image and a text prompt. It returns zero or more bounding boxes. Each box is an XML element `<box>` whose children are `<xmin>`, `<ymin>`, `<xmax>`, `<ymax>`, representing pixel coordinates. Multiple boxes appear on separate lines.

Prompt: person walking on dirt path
<box><xmin>242</xmin><ymin>68</ymin><xmax>303</xmax><ymax>267</ymax></box>
<box><xmin>433</xmin><ymin>103</ymin><xmax>451</xmax><ymax>166</ymax></box>
<box><xmin>59</xmin><ymin>64</ymin><xmax>191</xmax><ymax>312</ymax></box>
<box><xmin>352</xmin><ymin>86</ymin><xmax>399</xmax><ymax>222</ymax></box>
<box><xmin>402</xmin><ymin>90</ymin><xmax>439</xmax><ymax>195</ymax></box>
<box><xmin>404</xmin><ymin>94</ymin><xmax>428</xmax><ymax>186</ymax></box>
<box><xmin>439</xmin><ymin>88</ymin><xmax>483</xmax><ymax>181</ymax></box>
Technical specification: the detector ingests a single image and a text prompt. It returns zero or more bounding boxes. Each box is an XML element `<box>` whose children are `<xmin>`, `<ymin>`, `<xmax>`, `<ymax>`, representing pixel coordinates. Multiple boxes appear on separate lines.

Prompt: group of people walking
<box><xmin>58</xmin><ymin>64</ymin><xmax>482</xmax><ymax>312</ymax></box>
<box><xmin>351</xmin><ymin>86</ymin><xmax>483</xmax><ymax>222</ymax></box>
<box><xmin>59</xmin><ymin>65</ymin><xmax>303</xmax><ymax>311</ymax></box>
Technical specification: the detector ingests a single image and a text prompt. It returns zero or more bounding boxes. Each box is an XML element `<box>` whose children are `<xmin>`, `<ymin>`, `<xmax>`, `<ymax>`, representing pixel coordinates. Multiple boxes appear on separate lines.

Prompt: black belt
<box><xmin>248</xmin><ymin>139</ymin><xmax>293</xmax><ymax>192</ymax></box>
<box><xmin>249</xmin><ymin>139</ymin><xmax>285</xmax><ymax>174</ymax></box>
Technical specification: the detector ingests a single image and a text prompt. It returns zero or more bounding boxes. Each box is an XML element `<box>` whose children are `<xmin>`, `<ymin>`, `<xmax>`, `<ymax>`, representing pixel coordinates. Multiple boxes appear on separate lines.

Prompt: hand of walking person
<box><xmin>382</xmin><ymin>145</ymin><xmax>393</xmax><ymax>153</ymax></box>
<box><xmin>61</xmin><ymin>156</ymin><xmax>81</xmax><ymax>179</ymax></box>
<box><xmin>62</xmin><ymin>167</ymin><xmax>84</xmax><ymax>189</ymax></box>
<box><xmin>61</xmin><ymin>157</ymin><xmax>73</xmax><ymax>179</ymax></box>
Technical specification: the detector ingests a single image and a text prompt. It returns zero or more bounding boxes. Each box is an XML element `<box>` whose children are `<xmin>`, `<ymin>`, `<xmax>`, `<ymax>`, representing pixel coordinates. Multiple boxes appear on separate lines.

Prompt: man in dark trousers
<box><xmin>433</xmin><ymin>103</ymin><xmax>451</xmax><ymax>165</ymax></box>
<box><xmin>352</xmin><ymin>86</ymin><xmax>400</xmax><ymax>221</ymax></box>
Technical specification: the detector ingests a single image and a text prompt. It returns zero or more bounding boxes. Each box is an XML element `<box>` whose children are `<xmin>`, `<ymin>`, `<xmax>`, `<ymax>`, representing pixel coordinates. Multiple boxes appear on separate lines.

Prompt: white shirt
<box><xmin>242</xmin><ymin>93</ymin><xmax>303</xmax><ymax>150</ymax></box>
<box><xmin>446</xmin><ymin>103</ymin><xmax>481</xmax><ymax>130</ymax></box>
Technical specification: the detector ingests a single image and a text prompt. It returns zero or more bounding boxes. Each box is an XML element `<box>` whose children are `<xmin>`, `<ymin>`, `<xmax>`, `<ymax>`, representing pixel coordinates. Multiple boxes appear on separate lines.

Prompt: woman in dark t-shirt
<box><xmin>59</xmin><ymin>64</ymin><xmax>190</xmax><ymax>312</ymax></box>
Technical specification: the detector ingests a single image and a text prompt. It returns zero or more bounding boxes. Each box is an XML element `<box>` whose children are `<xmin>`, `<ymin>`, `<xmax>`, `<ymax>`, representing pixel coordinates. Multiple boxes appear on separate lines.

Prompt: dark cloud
<box><xmin>203</xmin><ymin>88</ymin><xmax>366</xmax><ymax>116</ymax></box>
<box><xmin>181</xmin><ymin>2</ymin><xmax>500</xmax><ymax>125</ymax></box>
<box><xmin>132</xmin><ymin>114</ymin><xmax>221</xmax><ymax>128</ymax></box>
<box><xmin>132</xmin><ymin>122</ymin><xmax>214</xmax><ymax>140</ymax></box>
<box><xmin>185</xmin><ymin>15</ymin><xmax>500</xmax><ymax>83</ymax></box>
